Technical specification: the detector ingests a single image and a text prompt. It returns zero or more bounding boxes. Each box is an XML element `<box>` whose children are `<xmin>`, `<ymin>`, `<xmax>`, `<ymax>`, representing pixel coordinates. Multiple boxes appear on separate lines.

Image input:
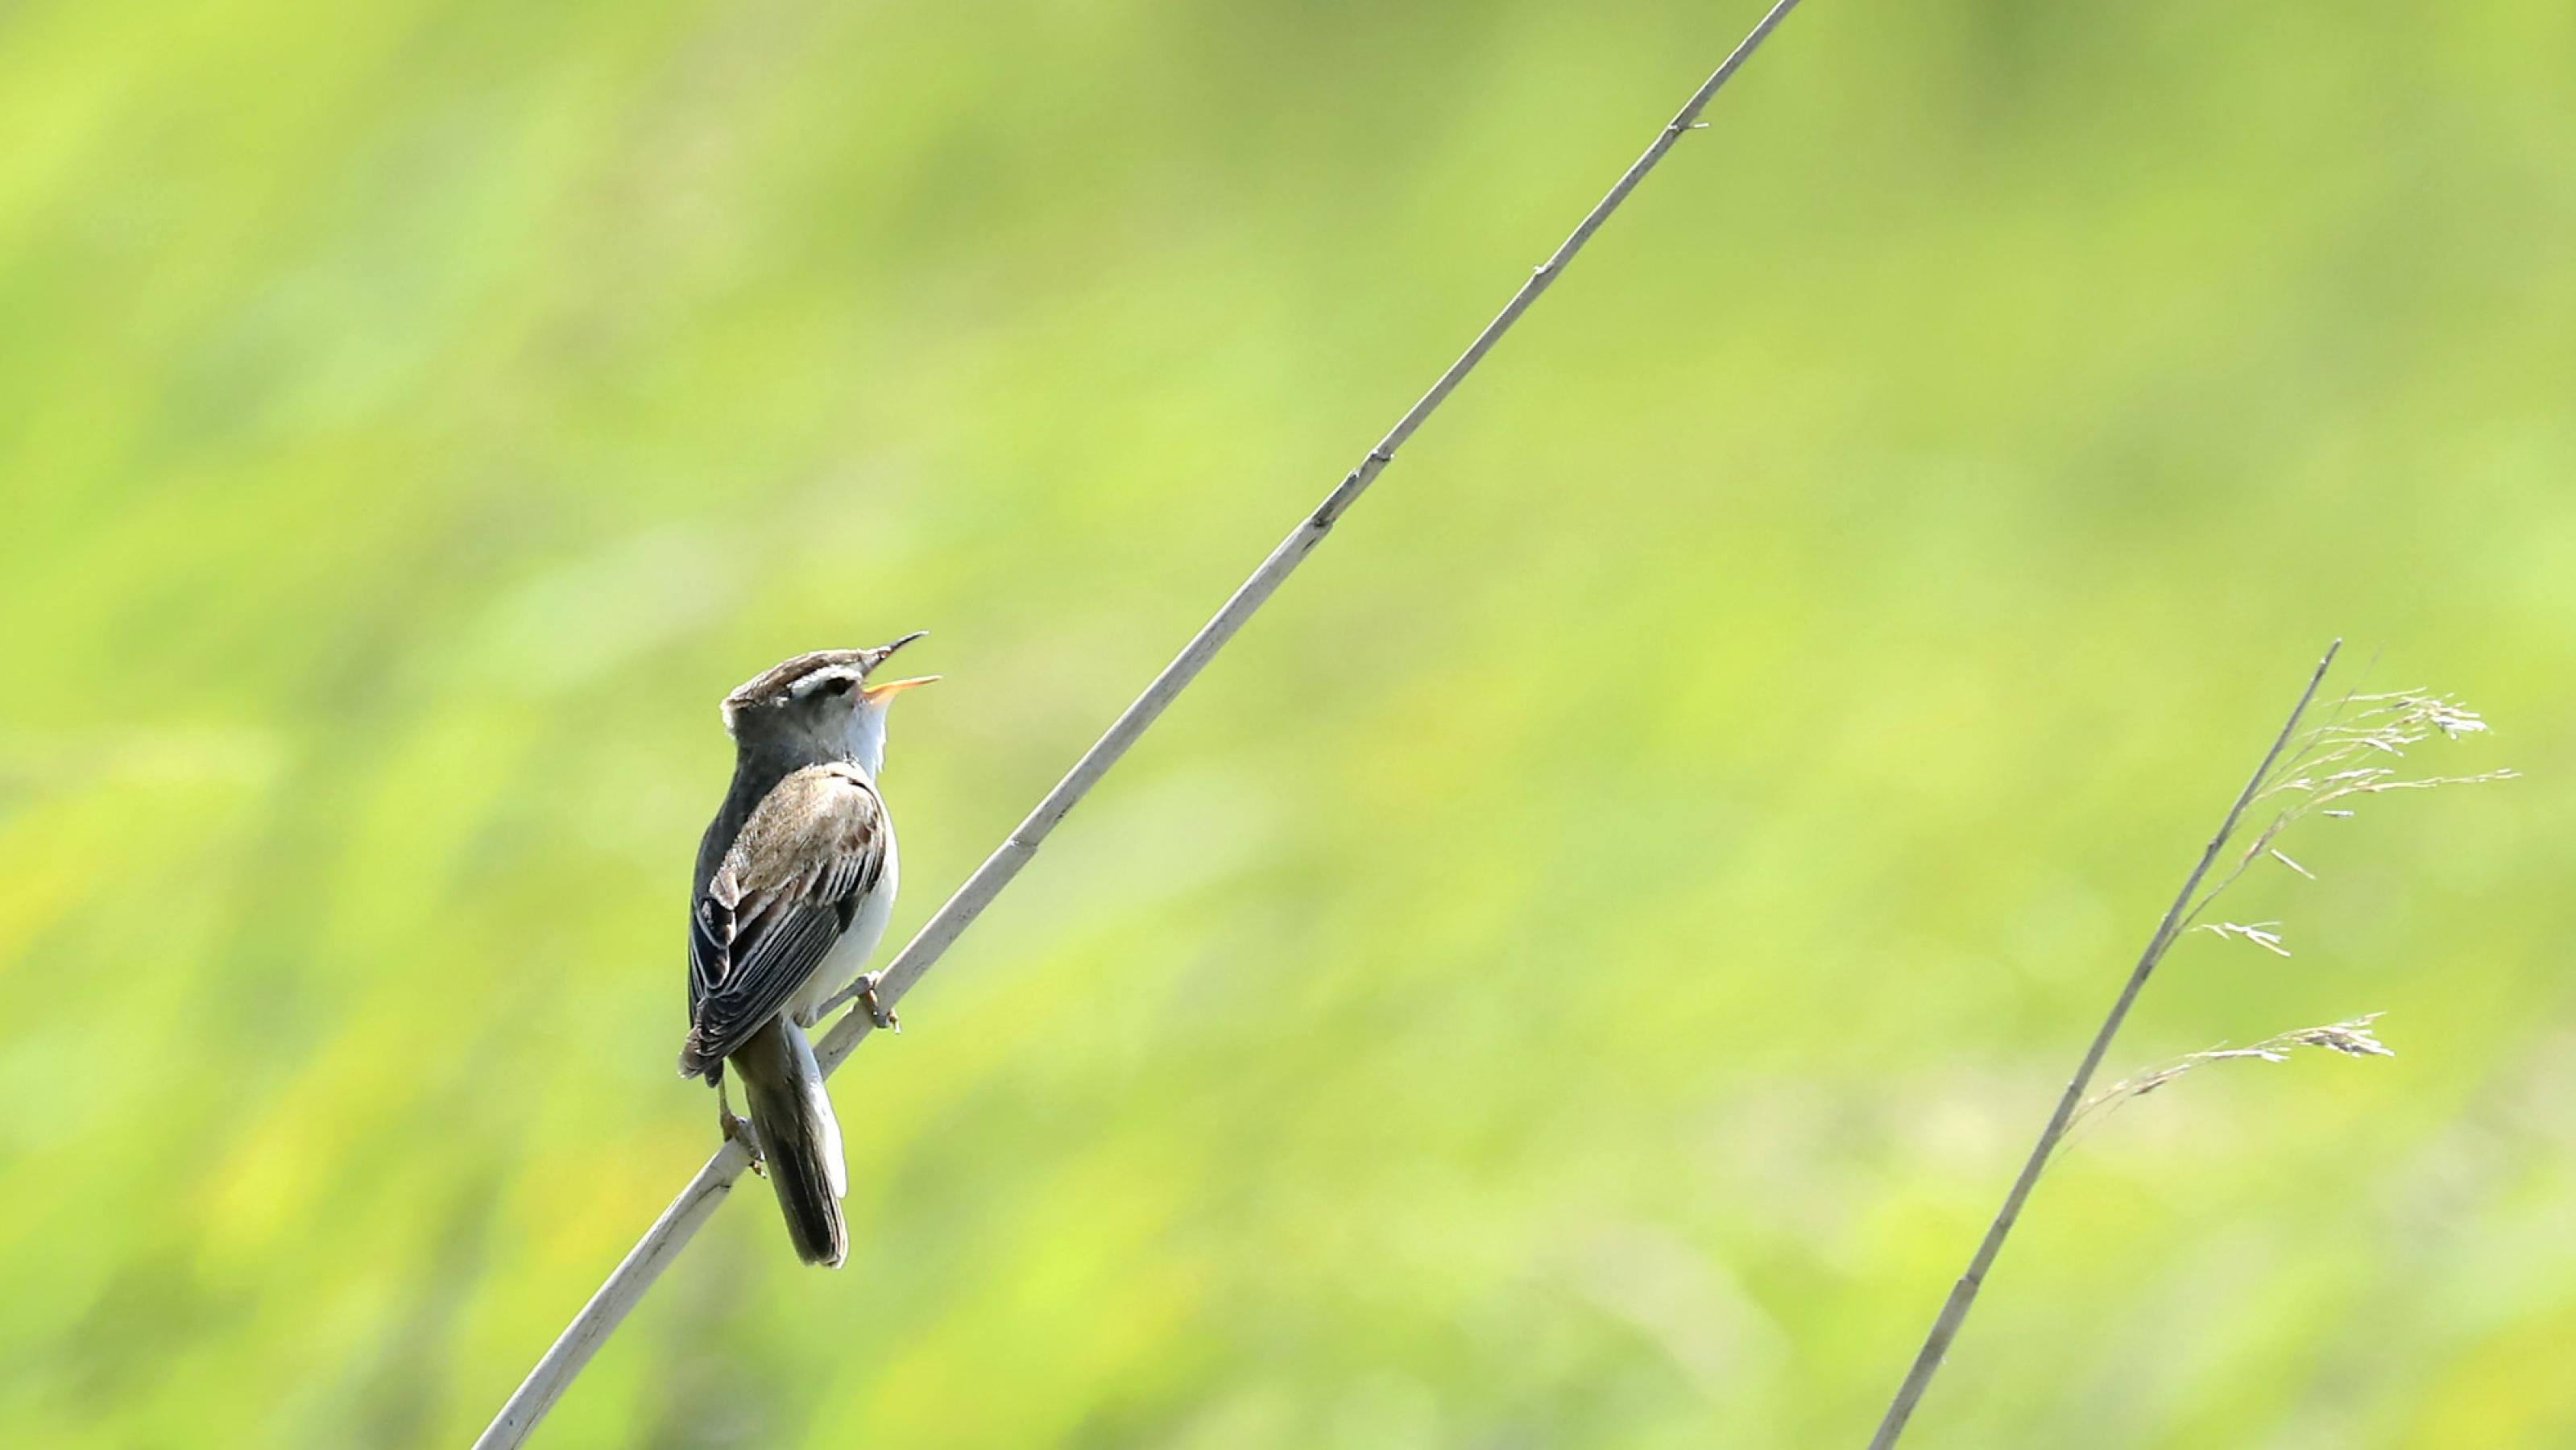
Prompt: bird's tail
<box><xmin>733</xmin><ymin>1016</ymin><xmax>850</xmax><ymax>1268</ymax></box>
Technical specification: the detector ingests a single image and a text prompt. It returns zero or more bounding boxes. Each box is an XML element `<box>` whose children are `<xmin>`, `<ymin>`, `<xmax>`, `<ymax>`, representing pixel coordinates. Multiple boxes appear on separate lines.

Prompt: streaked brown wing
<box><xmin>679</xmin><ymin>765</ymin><xmax>886</xmax><ymax>1074</ymax></box>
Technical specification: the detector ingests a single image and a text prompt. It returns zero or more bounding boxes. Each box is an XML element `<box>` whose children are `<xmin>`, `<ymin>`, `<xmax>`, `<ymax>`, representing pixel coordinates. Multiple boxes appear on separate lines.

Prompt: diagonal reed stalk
<box><xmin>1864</xmin><ymin>640</ymin><xmax>2342</xmax><ymax>1449</ymax></box>
<box><xmin>473</xmin><ymin>4</ymin><xmax>1810</xmax><ymax>1443</ymax></box>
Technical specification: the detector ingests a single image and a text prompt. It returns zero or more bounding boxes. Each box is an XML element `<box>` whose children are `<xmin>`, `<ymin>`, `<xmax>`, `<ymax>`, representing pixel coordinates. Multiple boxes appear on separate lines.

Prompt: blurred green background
<box><xmin>3</xmin><ymin>0</ymin><xmax>2570</xmax><ymax>1444</ymax></box>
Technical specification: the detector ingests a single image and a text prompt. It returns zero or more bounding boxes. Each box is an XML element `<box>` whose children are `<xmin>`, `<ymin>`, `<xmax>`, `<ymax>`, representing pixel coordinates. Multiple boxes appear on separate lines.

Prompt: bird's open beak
<box><xmin>861</xmin><ymin>674</ymin><xmax>938</xmax><ymax>704</ymax></box>
<box><xmin>855</xmin><ymin>630</ymin><xmax>930</xmax><ymax>689</ymax></box>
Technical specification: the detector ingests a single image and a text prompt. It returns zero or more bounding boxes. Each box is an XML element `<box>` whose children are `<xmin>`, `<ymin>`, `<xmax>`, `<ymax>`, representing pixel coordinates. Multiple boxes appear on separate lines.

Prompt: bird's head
<box><xmin>721</xmin><ymin>632</ymin><xmax>937</xmax><ymax>775</ymax></box>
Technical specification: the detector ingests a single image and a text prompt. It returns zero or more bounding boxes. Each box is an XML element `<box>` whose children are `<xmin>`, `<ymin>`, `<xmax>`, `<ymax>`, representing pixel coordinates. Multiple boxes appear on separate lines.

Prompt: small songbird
<box><xmin>678</xmin><ymin>632</ymin><xmax>937</xmax><ymax>1267</ymax></box>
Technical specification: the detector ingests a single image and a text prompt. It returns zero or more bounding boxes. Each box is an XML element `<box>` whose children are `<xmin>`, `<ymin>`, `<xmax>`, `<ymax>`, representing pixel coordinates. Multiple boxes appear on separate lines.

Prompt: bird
<box><xmin>677</xmin><ymin>632</ymin><xmax>937</xmax><ymax>1267</ymax></box>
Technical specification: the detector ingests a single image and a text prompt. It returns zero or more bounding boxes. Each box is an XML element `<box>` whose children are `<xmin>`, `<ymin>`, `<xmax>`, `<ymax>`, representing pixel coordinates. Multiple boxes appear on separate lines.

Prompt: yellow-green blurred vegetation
<box><xmin>3</xmin><ymin>0</ymin><xmax>2572</xmax><ymax>1444</ymax></box>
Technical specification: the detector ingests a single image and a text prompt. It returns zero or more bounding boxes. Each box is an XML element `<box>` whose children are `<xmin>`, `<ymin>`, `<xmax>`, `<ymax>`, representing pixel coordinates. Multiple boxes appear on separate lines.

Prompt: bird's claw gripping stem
<box><xmin>717</xmin><ymin>1083</ymin><xmax>765</xmax><ymax>1177</ymax></box>
<box><xmin>848</xmin><ymin>972</ymin><xmax>899</xmax><ymax>1034</ymax></box>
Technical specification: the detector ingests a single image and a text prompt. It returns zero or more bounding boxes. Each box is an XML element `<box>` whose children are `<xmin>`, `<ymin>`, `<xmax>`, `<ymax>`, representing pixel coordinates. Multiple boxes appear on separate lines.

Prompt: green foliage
<box><xmin>1</xmin><ymin>0</ymin><xmax>2569</xmax><ymax>1444</ymax></box>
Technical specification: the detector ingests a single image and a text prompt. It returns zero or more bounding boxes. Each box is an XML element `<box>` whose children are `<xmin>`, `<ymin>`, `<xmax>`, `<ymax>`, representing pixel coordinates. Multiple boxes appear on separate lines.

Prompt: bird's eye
<box><xmin>821</xmin><ymin>676</ymin><xmax>855</xmax><ymax>695</ymax></box>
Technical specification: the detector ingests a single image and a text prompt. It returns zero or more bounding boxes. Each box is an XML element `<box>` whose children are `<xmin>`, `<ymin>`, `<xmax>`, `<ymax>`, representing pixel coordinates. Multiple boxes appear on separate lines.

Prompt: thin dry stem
<box><xmin>1865</xmin><ymin>642</ymin><xmax>2339</xmax><ymax>1449</ymax></box>
<box><xmin>1868</xmin><ymin>649</ymin><xmax>2509</xmax><ymax>1448</ymax></box>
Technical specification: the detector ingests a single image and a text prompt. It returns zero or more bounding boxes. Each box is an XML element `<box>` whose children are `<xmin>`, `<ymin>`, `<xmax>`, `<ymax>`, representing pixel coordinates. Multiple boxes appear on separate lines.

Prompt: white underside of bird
<box><xmin>790</xmin><ymin>830</ymin><xmax>898</xmax><ymax>1028</ymax></box>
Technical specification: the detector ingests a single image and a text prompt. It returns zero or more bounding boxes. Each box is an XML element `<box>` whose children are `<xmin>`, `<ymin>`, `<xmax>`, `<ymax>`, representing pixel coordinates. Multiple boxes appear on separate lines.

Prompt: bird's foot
<box><xmin>719</xmin><ymin>1100</ymin><xmax>765</xmax><ymax>1177</ymax></box>
<box><xmin>851</xmin><ymin>972</ymin><xmax>899</xmax><ymax>1034</ymax></box>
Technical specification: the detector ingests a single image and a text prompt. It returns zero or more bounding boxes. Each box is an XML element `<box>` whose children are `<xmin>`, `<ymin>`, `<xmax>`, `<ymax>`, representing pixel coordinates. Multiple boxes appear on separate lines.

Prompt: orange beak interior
<box><xmin>860</xmin><ymin>675</ymin><xmax>939</xmax><ymax>704</ymax></box>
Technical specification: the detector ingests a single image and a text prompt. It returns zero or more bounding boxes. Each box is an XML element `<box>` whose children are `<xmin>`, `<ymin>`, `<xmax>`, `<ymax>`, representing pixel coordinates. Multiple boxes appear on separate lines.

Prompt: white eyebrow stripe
<box><xmin>786</xmin><ymin>667</ymin><xmax>862</xmax><ymax>699</ymax></box>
